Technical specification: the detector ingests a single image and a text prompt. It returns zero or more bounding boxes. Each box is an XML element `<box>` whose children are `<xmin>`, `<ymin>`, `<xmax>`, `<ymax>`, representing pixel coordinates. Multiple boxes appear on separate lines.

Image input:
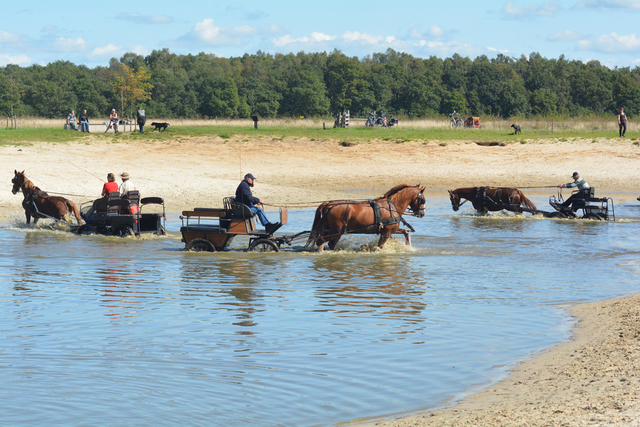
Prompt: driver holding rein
<box><xmin>552</xmin><ymin>171</ymin><xmax>590</xmax><ymax>211</ymax></box>
<box><xmin>235</xmin><ymin>173</ymin><xmax>277</xmax><ymax>234</ymax></box>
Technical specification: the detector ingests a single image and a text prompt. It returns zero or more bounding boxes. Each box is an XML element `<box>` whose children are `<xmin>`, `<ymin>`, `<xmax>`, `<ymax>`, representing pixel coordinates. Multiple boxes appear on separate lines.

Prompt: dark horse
<box><xmin>305</xmin><ymin>184</ymin><xmax>426</xmax><ymax>252</ymax></box>
<box><xmin>11</xmin><ymin>170</ymin><xmax>82</xmax><ymax>225</ymax></box>
<box><xmin>448</xmin><ymin>187</ymin><xmax>537</xmax><ymax>214</ymax></box>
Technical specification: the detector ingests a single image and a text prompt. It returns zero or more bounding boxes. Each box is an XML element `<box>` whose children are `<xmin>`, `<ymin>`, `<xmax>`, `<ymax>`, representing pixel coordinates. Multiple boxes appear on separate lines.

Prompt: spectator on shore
<box><xmin>67</xmin><ymin>110</ymin><xmax>77</xmax><ymax>130</ymax></box>
<box><xmin>79</xmin><ymin>109</ymin><xmax>90</xmax><ymax>133</ymax></box>
<box><xmin>109</xmin><ymin>109</ymin><xmax>119</xmax><ymax>133</ymax></box>
<box><xmin>618</xmin><ymin>108</ymin><xmax>627</xmax><ymax>138</ymax></box>
<box><xmin>137</xmin><ymin>107</ymin><xmax>146</xmax><ymax>133</ymax></box>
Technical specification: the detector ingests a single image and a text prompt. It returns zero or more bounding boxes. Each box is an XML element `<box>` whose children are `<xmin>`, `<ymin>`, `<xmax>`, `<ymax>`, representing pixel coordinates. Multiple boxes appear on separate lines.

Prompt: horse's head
<box><xmin>409</xmin><ymin>186</ymin><xmax>426</xmax><ymax>218</ymax></box>
<box><xmin>448</xmin><ymin>190</ymin><xmax>460</xmax><ymax>211</ymax></box>
<box><xmin>11</xmin><ymin>170</ymin><xmax>26</xmax><ymax>195</ymax></box>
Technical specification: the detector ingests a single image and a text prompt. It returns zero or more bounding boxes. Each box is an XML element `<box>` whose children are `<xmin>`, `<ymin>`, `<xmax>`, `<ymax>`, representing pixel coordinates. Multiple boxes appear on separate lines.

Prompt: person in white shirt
<box><xmin>119</xmin><ymin>172</ymin><xmax>136</xmax><ymax>197</ymax></box>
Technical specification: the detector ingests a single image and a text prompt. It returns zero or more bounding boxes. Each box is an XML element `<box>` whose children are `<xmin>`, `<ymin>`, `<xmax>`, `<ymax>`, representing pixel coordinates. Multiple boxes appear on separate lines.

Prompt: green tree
<box><xmin>530</xmin><ymin>88</ymin><xmax>557</xmax><ymax>116</ymax></box>
<box><xmin>614</xmin><ymin>74</ymin><xmax>640</xmax><ymax>117</ymax></box>
<box><xmin>441</xmin><ymin>91</ymin><xmax>466</xmax><ymax>114</ymax></box>
<box><xmin>111</xmin><ymin>62</ymin><xmax>153</xmax><ymax>118</ymax></box>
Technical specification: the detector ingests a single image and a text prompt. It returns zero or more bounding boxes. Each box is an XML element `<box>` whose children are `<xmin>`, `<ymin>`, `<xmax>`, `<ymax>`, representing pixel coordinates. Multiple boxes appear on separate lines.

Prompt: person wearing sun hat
<box><xmin>119</xmin><ymin>172</ymin><xmax>136</xmax><ymax>197</ymax></box>
<box><xmin>551</xmin><ymin>171</ymin><xmax>590</xmax><ymax>211</ymax></box>
<box><xmin>235</xmin><ymin>173</ymin><xmax>276</xmax><ymax>232</ymax></box>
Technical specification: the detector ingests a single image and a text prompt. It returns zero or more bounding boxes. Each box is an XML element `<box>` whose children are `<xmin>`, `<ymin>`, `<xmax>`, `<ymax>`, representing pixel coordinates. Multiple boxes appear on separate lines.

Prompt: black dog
<box><xmin>511</xmin><ymin>124</ymin><xmax>521</xmax><ymax>134</ymax></box>
<box><xmin>151</xmin><ymin>122</ymin><xmax>170</xmax><ymax>132</ymax></box>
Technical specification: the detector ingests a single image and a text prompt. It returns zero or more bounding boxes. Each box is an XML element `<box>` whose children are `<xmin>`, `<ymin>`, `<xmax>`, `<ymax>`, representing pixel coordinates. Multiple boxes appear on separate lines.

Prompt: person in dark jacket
<box><xmin>78</xmin><ymin>109</ymin><xmax>90</xmax><ymax>133</ymax></box>
<box><xmin>235</xmin><ymin>173</ymin><xmax>275</xmax><ymax>231</ymax></box>
<box><xmin>137</xmin><ymin>107</ymin><xmax>146</xmax><ymax>133</ymax></box>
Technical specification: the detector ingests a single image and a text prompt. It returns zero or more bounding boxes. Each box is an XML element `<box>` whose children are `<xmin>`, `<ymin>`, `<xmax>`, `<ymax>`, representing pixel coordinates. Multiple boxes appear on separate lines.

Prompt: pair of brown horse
<box><xmin>11</xmin><ymin>170</ymin><xmax>82</xmax><ymax>225</ymax></box>
<box><xmin>306</xmin><ymin>185</ymin><xmax>536</xmax><ymax>251</ymax></box>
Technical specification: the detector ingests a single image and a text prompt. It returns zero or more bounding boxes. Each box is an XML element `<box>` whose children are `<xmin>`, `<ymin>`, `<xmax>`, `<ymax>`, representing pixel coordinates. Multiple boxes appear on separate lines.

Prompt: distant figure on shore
<box><xmin>67</xmin><ymin>110</ymin><xmax>77</xmax><ymax>130</ymax></box>
<box><xmin>109</xmin><ymin>109</ymin><xmax>119</xmax><ymax>133</ymax></box>
<box><xmin>79</xmin><ymin>109</ymin><xmax>90</xmax><ymax>133</ymax></box>
<box><xmin>137</xmin><ymin>106</ymin><xmax>146</xmax><ymax>133</ymax></box>
<box><xmin>618</xmin><ymin>108</ymin><xmax>627</xmax><ymax>137</ymax></box>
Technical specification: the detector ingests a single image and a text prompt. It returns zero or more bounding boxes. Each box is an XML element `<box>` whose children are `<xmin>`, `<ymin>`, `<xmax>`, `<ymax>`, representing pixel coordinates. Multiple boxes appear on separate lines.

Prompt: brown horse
<box><xmin>306</xmin><ymin>184</ymin><xmax>426</xmax><ymax>252</ymax></box>
<box><xmin>11</xmin><ymin>170</ymin><xmax>83</xmax><ymax>225</ymax></box>
<box><xmin>448</xmin><ymin>186</ymin><xmax>537</xmax><ymax>214</ymax></box>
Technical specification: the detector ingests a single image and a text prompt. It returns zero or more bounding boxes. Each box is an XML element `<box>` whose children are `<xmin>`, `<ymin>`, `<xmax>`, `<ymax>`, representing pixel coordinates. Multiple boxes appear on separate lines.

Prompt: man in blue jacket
<box><xmin>235</xmin><ymin>173</ymin><xmax>276</xmax><ymax>232</ymax></box>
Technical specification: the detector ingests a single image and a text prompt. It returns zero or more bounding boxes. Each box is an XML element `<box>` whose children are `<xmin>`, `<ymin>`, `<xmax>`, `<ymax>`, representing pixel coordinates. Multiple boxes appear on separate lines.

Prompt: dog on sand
<box><xmin>151</xmin><ymin>122</ymin><xmax>170</xmax><ymax>132</ymax></box>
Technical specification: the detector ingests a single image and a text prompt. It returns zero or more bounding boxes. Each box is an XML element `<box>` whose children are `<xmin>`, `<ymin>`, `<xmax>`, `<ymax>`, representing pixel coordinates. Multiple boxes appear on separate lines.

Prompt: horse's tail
<box><xmin>518</xmin><ymin>191</ymin><xmax>537</xmax><ymax>211</ymax></box>
<box><xmin>66</xmin><ymin>199</ymin><xmax>83</xmax><ymax>225</ymax></box>
<box><xmin>305</xmin><ymin>203</ymin><xmax>326</xmax><ymax>248</ymax></box>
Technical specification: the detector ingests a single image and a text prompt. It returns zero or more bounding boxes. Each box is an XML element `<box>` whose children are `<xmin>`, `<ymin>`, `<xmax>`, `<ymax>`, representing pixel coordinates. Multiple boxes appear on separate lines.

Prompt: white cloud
<box><xmin>54</xmin><ymin>36</ymin><xmax>87</xmax><ymax>51</ymax></box>
<box><xmin>131</xmin><ymin>45</ymin><xmax>151</xmax><ymax>56</ymax></box>
<box><xmin>116</xmin><ymin>12</ymin><xmax>172</xmax><ymax>24</ymax></box>
<box><xmin>181</xmin><ymin>18</ymin><xmax>261</xmax><ymax>46</ymax></box>
<box><xmin>89</xmin><ymin>43</ymin><xmax>123</xmax><ymax>59</ymax></box>
<box><xmin>0</xmin><ymin>30</ymin><xmax>23</xmax><ymax>43</ymax></box>
<box><xmin>574</xmin><ymin>0</ymin><xmax>640</xmax><ymax>10</ymax></box>
<box><xmin>577</xmin><ymin>32</ymin><xmax>640</xmax><ymax>52</ymax></box>
<box><xmin>502</xmin><ymin>1</ymin><xmax>560</xmax><ymax>17</ymax></box>
<box><xmin>273</xmin><ymin>32</ymin><xmax>335</xmax><ymax>47</ymax></box>
<box><xmin>547</xmin><ymin>30</ymin><xmax>582</xmax><ymax>41</ymax></box>
<box><xmin>415</xmin><ymin>40</ymin><xmax>493</xmax><ymax>57</ymax></box>
<box><xmin>0</xmin><ymin>53</ymin><xmax>31</xmax><ymax>66</ymax></box>
<box><xmin>342</xmin><ymin>31</ymin><xmax>384</xmax><ymax>45</ymax></box>
<box><xmin>428</xmin><ymin>25</ymin><xmax>444</xmax><ymax>37</ymax></box>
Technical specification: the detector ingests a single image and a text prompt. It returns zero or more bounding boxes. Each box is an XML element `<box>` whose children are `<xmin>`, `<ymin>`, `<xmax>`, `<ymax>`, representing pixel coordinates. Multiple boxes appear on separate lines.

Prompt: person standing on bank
<box><xmin>618</xmin><ymin>108</ymin><xmax>627</xmax><ymax>137</ymax></box>
<box><xmin>136</xmin><ymin>106</ymin><xmax>146</xmax><ymax>133</ymax></box>
<box><xmin>109</xmin><ymin>109</ymin><xmax>119</xmax><ymax>133</ymax></box>
<box><xmin>79</xmin><ymin>109</ymin><xmax>90</xmax><ymax>133</ymax></box>
<box><xmin>235</xmin><ymin>173</ymin><xmax>276</xmax><ymax>233</ymax></box>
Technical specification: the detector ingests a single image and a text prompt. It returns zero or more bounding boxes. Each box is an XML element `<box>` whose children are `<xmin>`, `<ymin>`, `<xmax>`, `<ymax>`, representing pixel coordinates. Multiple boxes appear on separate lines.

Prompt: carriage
<box><xmin>548</xmin><ymin>187</ymin><xmax>615</xmax><ymax>221</ymax></box>
<box><xmin>180</xmin><ymin>197</ymin><xmax>305</xmax><ymax>252</ymax></box>
<box><xmin>78</xmin><ymin>191</ymin><xmax>166</xmax><ymax>236</ymax></box>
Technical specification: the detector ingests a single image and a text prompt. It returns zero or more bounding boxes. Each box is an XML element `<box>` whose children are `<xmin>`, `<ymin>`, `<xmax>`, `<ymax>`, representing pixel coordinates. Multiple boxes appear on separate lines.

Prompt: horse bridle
<box><xmin>410</xmin><ymin>191</ymin><xmax>426</xmax><ymax>217</ymax></box>
<box><xmin>449</xmin><ymin>192</ymin><xmax>468</xmax><ymax>211</ymax></box>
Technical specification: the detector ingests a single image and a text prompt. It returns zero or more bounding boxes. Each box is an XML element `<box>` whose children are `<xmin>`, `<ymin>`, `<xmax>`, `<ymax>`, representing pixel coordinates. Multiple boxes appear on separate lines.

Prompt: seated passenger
<box><xmin>119</xmin><ymin>172</ymin><xmax>136</xmax><ymax>197</ymax></box>
<box><xmin>67</xmin><ymin>110</ymin><xmax>77</xmax><ymax>130</ymax></box>
<box><xmin>102</xmin><ymin>173</ymin><xmax>118</xmax><ymax>197</ymax></box>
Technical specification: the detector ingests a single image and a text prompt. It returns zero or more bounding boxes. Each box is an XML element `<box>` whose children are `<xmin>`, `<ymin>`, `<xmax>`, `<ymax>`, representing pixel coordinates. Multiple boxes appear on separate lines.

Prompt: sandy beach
<box><xmin>3</xmin><ymin>135</ymin><xmax>640</xmax><ymax>425</ymax></box>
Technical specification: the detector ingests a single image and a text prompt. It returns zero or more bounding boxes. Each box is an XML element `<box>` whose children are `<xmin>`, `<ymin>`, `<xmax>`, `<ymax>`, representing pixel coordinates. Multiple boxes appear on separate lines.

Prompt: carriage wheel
<box><xmin>583</xmin><ymin>213</ymin><xmax>604</xmax><ymax>221</ymax></box>
<box><xmin>248</xmin><ymin>238</ymin><xmax>280</xmax><ymax>253</ymax></box>
<box><xmin>113</xmin><ymin>225</ymin><xmax>135</xmax><ymax>237</ymax></box>
<box><xmin>547</xmin><ymin>212</ymin><xmax>567</xmax><ymax>219</ymax></box>
<box><xmin>185</xmin><ymin>238</ymin><xmax>215</xmax><ymax>252</ymax></box>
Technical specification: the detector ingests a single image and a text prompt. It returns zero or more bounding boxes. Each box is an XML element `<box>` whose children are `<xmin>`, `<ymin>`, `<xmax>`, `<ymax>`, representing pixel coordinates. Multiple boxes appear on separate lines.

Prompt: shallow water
<box><xmin>1</xmin><ymin>194</ymin><xmax>639</xmax><ymax>426</ymax></box>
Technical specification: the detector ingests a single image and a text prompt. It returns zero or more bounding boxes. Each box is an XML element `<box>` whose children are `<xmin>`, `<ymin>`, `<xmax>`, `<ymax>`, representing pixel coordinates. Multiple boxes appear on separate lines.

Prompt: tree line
<box><xmin>0</xmin><ymin>48</ymin><xmax>638</xmax><ymax>120</ymax></box>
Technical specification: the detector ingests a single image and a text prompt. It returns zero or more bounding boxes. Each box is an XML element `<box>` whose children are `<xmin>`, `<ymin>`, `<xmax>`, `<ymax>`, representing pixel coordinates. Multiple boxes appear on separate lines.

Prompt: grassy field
<box><xmin>0</xmin><ymin>116</ymin><xmax>637</xmax><ymax>147</ymax></box>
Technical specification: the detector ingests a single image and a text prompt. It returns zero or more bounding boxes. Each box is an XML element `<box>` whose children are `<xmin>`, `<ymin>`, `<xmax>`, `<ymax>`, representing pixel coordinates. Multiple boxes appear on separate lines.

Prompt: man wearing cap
<box><xmin>235</xmin><ymin>173</ymin><xmax>275</xmax><ymax>232</ymax></box>
<box><xmin>552</xmin><ymin>172</ymin><xmax>590</xmax><ymax>210</ymax></box>
<box><xmin>119</xmin><ymin>172</ymin><xmax>136</xmax><ymax>197</ymax></box>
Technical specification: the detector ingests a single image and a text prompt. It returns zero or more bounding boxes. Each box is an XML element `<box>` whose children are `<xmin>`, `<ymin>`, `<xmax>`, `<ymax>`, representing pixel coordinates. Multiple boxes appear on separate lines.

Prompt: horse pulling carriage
<box><xmin>448</xmin><ymin>186</ymin><xmax>615</xmax><ymax>221</ymax></box>
<box><xmin>78</xmin><ymin>191</ymin><xmax>166</xmax><ymax>236</ymax></box>
<box><xmin>180</xmin><ymin>197</ymin><xmax>308</xmax><ymax>252</ymax></box>
<box><xmin>12</xmin><ymin>170</ymin><xmax>166</xmax><ymax>236</ymax></box>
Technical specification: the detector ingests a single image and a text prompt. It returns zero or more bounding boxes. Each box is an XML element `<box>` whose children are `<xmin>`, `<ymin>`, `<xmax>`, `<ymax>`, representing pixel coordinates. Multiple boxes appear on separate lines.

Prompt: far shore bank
<box><xmin>3</xmin><ymin>136</ymin><xmax>640</xmax><ymax>221</ymax></box>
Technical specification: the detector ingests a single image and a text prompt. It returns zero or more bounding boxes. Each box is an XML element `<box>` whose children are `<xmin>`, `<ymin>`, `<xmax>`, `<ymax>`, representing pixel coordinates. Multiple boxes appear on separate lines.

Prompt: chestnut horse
<box><xmin>448</xmin><ymin>186</ymin><xmax>536</xmax><ymax>214</ymax></box>
<box><xmin>11</xmin><ymin>170</ymin><xmax>82</xmax><ymax>225</ymax></box>
<box><xmin>305</xmin><ymin>184</ymin><xmax>426</xmax><ymax>251</ymax></box>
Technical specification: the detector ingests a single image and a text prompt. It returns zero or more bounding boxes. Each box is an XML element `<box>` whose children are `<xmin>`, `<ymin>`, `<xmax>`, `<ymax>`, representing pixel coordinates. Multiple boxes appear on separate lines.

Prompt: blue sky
<box><xmin>1</xmin><ymin>0</ymin><xmax>639</xmax><ymax>69</ymax></box>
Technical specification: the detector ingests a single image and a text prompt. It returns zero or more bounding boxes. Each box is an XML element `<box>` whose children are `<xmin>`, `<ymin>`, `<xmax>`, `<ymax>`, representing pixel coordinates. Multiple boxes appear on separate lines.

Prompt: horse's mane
<box><xmin>382</xmin><ymin>184</ymin><xmax>415</xmax><ymax>199</ymax></box>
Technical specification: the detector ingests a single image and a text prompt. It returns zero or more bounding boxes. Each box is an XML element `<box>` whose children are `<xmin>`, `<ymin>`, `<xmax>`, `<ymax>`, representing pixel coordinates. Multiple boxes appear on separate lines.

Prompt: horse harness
<box><xmin>337</xmin><ymin>198</ymin><xmax>415</xmax><ymax>234</ymax></box>
<box><xmin>475</xmin><ymin>186</ymin><xmax>515</xmax><ymax>208</ymax></box>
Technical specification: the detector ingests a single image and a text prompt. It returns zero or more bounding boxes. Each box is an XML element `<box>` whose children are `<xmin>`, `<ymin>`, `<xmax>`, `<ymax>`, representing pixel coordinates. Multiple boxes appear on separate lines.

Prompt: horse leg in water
<box><xmin>396</xmin><ymin>228</ymin><xmax>411</xmax><ymax>246</ymax></box>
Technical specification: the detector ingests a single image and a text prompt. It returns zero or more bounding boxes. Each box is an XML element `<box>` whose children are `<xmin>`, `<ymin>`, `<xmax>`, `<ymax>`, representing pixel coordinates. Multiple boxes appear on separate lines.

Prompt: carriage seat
<box><xmin>223</xmin><ymin>197</ymin><xmax>255</xmax><ymax>219</ymax></box>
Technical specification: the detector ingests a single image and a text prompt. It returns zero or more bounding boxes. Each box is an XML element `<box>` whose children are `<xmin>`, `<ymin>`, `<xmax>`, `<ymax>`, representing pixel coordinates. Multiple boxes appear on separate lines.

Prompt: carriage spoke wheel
<box><xmin>249</xmin><ymin>238</ymin><xmax>280</xmax><ymax>253</ymax></box>
<box><xmin>185</xmin><ymin>238</ymin><xmax>215</xmax><ymax>252</ymax></box>
<box><xmin>113</xmin><ymin>225</ymin><xmax>135</xmax><ymax>237</ymax></box>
